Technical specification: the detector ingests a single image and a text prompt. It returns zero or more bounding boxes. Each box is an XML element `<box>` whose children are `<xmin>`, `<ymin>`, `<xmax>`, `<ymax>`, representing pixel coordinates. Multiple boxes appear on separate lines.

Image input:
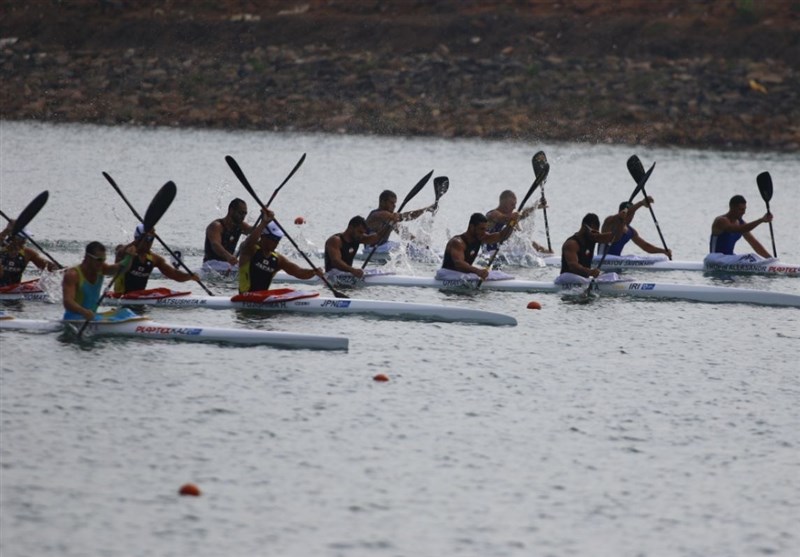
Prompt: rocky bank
<box><xmin>1</xmin><ymin>0</ymin><xmax>798</xmax><ymax>151</ymax></box>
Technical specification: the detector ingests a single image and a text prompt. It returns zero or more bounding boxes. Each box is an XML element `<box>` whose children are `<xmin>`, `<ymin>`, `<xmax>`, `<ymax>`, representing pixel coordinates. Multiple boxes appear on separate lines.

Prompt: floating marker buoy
<box><xmin>179</xmin><ymin>483</ymin><xmax>201</xmax><ymax>496</ymax></box>
<box><xmin>373</xmin><ymin>373</ymin><xmax>389</xmax><ymax>382</ymax></box>
<box><xmin>526</xmin><ymin>301</ymin><xmax>542</xmax><ymax>310</ymax></box>
<box><xmin>294</xmin><ymin>216</ymin><xmax>305</xmax><ymax>225</ymax></box>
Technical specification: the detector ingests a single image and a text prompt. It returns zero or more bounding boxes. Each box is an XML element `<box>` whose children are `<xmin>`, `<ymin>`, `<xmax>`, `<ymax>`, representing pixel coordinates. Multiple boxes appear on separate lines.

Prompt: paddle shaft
<box><xmin>764</xmin><ymin>199</ymin><xmax>777</xmax><ymax>257</ymax></box>
<box><xmin>0</xmin><ymin>208</ymin><xmax>63</xmax><ymax>269</ymax></box>
<box><xmin>638</xmin><ymin>183</ymin><xmax>671</xmax><ymax>259</ymax></box>
<box><xmin>540</xmin><ymin>186</ymin><xmax>552</xmax><ymax>252</ymax></box>
<box><xmin>361</xmin><ymin>170</ymin><xmax>433</xmax><ymax>269</ymax></box>
<box><xmin>102</xmin><ymin>172</ymin><xmax>213</xmax><ymax>295</ymax></box>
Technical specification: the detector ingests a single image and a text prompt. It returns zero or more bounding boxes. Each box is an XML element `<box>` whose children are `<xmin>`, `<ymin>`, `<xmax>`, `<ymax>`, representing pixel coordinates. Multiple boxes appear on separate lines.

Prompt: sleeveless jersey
<box><xmin>709</xmin><ymin>219</ymin><xmax>743</xmax><ymax>254</ymax></box>
<box><xmin>441</xmin><ymin>234</ymin><xmax>482</xmax><ymax>271</ymax></box>
<box><xmin>561</xmin><ymin>233</ymin><xmax>595</xmax><ymax>276</ymax></box>
<box><xmin>114</xmin><ymin>253</ymin><xmax>155</xmax><ymax>293</ymax></box>
<box><xmin>63</xmin><ymin>265</ymin><xmax>104</xmax><ymax>320</ymax></box>
<box><xmin>203</xmin><ymin>219</ymin><xmax>242</xmax><ymax>262</ymax></box>
<box><xmin>605</xmin><ymin>226</ymin><xmax>636</xmax><ymax>256</ymax></box>
<box><xmin>366</xmin><ymin>208</ymin><xmax>391</xmax><ymax>246</ymax></box>
<box><xmin>325</xmin><ymin>234</ymin><xmax>360</xmax><ymax>271</ymax></box>
<box><xmin>0</xmin><ymin>248</ymin><xmax>26</xmax><ymax>286</ymax></box>
<box><xmin>484</xmin><ymin>218</ymin><xmax>504</xmax><ymax>252</ymax></box>
<box><xmin>239</xmin><ymin>248</ymin><xmax>280</xmax><ymax>293</ymax></box>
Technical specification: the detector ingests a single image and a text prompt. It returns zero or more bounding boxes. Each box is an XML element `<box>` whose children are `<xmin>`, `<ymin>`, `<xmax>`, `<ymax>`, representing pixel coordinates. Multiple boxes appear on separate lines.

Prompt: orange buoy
<box><xmin>179</xmin><ymin>483</ymin><xmax>201</xmax><ymax>496</ymax></box>
<box><xmin>526</xmin><ymin>301</ymin><xmax>542</xmax><ymax>310</ymax></box>
<box><xmin>294</xmin><ymin>216</ymin><xmax>305</xmax><ymax>225</ymax></box>
<box><xmin>373</xmin><ymin>373</ymin><xmax>390</xmax><ymax>382</ymax></box>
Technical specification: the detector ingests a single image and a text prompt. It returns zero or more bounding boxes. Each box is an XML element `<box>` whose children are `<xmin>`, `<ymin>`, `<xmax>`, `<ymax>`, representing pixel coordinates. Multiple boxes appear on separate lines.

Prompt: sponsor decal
<box><xmin>155</xmin><ymin>298</ymin><xmax>207</xmax><ymax>306</ymax></box>
<box><xmin>605</xmin><ymin>260</ymin><xmax>657</xmax><ymax>267</ymax></box>
<box><xmin>135</xmin><ymin>325</ymin><xmax>202</xmax><ymax>335</ymax></box>
<box><xmin>294</xmin><ymin>301</ymin><xmax>310</xmax><ymax>306</ymax></box>
<box><xmin>767</xmin><ymin>266</ymin><xmax>800</xmax><ymax>273</ymax></box>
<box><xmin>245</xmin><ymin>301</ymin><xmax>286</xmax><ymax>308</ymax></box>
<box><xmin>321</xmin><ymin>300</ymin><xmax>351</xmax><ymax>308</ymax></box>
<box><xmin>628</xmin><ymin>282</ymin><xmax>655</xmax><ymax>290</ymax></box>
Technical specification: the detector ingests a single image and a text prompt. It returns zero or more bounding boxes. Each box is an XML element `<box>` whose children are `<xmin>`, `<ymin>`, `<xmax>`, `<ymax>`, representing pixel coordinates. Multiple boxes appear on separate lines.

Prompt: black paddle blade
<box><xmin>629</xmin><ymin>162</ymin><xmax>655</xmax><ymax>202</ymax></box>
<box><xmin>10</xmin><ymin>191</ymin><xmax>49</xmax><ymax>237</ymax></box>
<box><xmin>532</xmin><ymin>151</ymin><xmax>548</xmax><ymax>179</ymax></box>
<box><xmin>627</xmin><ymin>155</ymin><xmax>646</xmax><ymax>183</ymax></box>
<box><xmin>433</xmin><ymin>176</ymin><xmax>449</xmax><ymax>201</ymax></box>
<box><xmin>757</xmin><ymin>171</ymin><xmax>773</xmax><ymax>203</ymax></box>
<box><xmin>142</xmin><ymin>181</ymin><xmax>177</xmax><ymax>231</ymax></box>
<box><xmin>398</xmin><ymin>169</ymin><xmax>434</xmax><ymax>212</ymax></box>
<box><xmin>226</xmin><ymin>155</ymin><xmax>265</xmax><ymax>207</ymax></box>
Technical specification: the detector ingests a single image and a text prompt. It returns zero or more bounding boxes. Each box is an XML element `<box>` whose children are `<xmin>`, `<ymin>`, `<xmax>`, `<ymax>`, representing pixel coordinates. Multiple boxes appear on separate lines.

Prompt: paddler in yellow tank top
<box><xmin>62</xmin><ymin>241</ymin><xmax>135</xmax><ymax>321</ymax></box>
<box><xmin>237</xmin><ymin>207</ymin><xmax>322</xmax><ymax>293</ymax></box>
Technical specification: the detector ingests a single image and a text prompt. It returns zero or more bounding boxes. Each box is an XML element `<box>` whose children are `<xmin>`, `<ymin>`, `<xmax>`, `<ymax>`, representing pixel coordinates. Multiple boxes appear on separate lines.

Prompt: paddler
<box><xmin>0</xmin><ymin>223</ymin><xmax>59</xmax><ymax>286</ymax></box>
<box><xmin>324</xmin><ymin>216</ymin><xmax>379</xmax><ymax>279</ymax></box>
<box><xmin>435</xmin><ymin>213</ymin><xmax>514</xmax><ymax>281</ymax></box>
<box><xmin>202</xmin><ymin>198</ymin><xmax>253</xmax><ymax>273</ymax></box>
<box><xmin>238</xmin><ymin>207</ymin><xmax>322</xmax><ymax>293</ymax></box>
<box><xmin>708</xmin><ymin>195</ymin><xmax>773</xmax><ymax>258</ymax></box>
<box><xmin>485</xmin><ymin>190</ymin><xmax>551</xmax><ymax>255</ymax></box>
<box><xmin>556</xmin><ymin>213</ymin><xmax>617</xmax><ymax>282</ymax></box>
<box><xmin>365</xmin><ymin>189</ymin><xmax>437</xmax><ymax>254</ymax></box>
<box><xmin>113</xmin><ymin>224</ymin><xmax>199</xmax><ymax>294</ymax></box>
<box><xmin>599</xmin><ymin>197</ymin><xmax>671</xmax><ymax>259</ymax></box>
<box><xmin>63</xmin><ymin>241</ymin><xmax>134</xmax><ymax>321</ymax></box>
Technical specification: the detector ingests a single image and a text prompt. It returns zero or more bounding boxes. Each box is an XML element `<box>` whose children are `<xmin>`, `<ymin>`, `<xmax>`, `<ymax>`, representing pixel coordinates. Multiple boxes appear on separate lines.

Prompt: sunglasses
<box><xmin>87</xmin><ymin>253</ymin><xmax>107</xmax><ymax>262</ymax></box>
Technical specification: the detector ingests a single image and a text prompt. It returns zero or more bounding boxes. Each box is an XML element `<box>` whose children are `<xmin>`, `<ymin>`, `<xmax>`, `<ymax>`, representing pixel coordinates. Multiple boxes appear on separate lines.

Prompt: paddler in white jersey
<box><xmin>237</xmin><ymin>207</ymin><xmax>322</xmax><ymax>293</ymax></box>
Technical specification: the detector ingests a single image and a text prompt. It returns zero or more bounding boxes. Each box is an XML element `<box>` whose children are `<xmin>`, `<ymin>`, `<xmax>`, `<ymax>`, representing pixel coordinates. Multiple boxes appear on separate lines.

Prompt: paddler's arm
<box><xmin>324</xmin><ymin>234</ymin><xmax>364</xmax><ymax>278</ymax></box>
<box><xmin>562</xmin><ymin>238</ymin><xmax>600</xmax><ymax>278</ymax></box>
<box><xmin>238</xmin><ymin>208</ymin><xmax>275</xmax><ymax>265</ymax></box>
<box><xmin>205</xmin><ymin>220</ymin><xmax>238</xmax><ymax>266</ymax></box>
<box><xmin>631</xmin><ymin>232</ymin><xmax>672</xmax><ymax>258</ymax></box>
<box><xmin>26</xmin><ymin>248</ymin><xmax>59</xmax><ymax>272</ymax></box>
<box><xmin>153</xmin><ymin>253</ymin><xmax>199</xmax><ymax>283</ymax></box>
<box><xmin>743</xmin><ymin>230</ymin><xmax>772</xmax><ymax>258</ymax></box>
<box><xmin>398</xmin><ymin>204</ymin><xmax>437</xmax><ymax>221</ymax></box>
<box><xmin>103</xmin><ymin>245</ymin><xmax>135</xmax><ymax>276</ymax></box>
<box><xmin>62</xmin><ymin>267</ymin><xmax>94</xmax><ymax>320</ymax></box>
<box><xmin>278</xmin><ymin>254</ymin><xmax>323</xmax><ymax>281</ymax></box>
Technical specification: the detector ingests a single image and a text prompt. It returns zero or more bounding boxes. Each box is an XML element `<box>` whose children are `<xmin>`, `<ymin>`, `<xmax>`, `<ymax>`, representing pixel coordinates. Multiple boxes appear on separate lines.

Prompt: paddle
<box><xmin>476</xmin><ymin>151</ymin><xmax>550</xmax><ymax>288</ymax></box>
<box><xmin>432</xmin><ymin>176</ymin><xmax>450</xmax><ymax>212</ymax></box>
<box><xmin>77</xmin><ymin>181</ymin><xmax>177</xmax><ymax>338</ymax></box>
<box><xmin>539</xmin><ymin>161</ymin><xmax>552</xmax><ymax>252</ymax></box>
<box><xmin>103</xmin><ymin>172</ymin><xmax>214</xmax><ymax>295</ymax></box>
<box><xmin>586</xmin><ymin>161</ymin><xmax>654</xmax><ymax>295</ymax></box>
<box><xmin>627</xmin><ymin>155</ymin><xmax>671</xmax><ymax>259</ymax></box>
<box><xmin>232</xmin><ymin>160</ymin><xmax>349</xmax><ymax>299</ymax></box>
<box><xmin>0</xmin><ymin>192</ymin><xmax>64</xmax><ymax>269</ymax></box>
<box><xmin>360</xmin><ymin>169</ymin><xmax>434</xmax><ymax>269</ymax></box>
<box><xmin>756</xmin><ymin>171</ymin><xmax>777</xmax><ymax>258</ymax></box>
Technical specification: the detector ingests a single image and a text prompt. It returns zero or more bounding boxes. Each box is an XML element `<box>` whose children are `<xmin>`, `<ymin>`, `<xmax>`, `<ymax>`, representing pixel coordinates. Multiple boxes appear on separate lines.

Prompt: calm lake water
<box><xmin>1</xmin><ymin>120</ymin><xmax>798</xmax><ymax>557</ymax></box>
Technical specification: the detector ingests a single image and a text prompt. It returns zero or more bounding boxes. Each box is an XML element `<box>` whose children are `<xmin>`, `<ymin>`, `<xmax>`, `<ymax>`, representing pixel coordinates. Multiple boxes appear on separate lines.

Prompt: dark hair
<box><xmin>85</xmin><ymin>241</ymin><xmax>106</xmax><ymax>256</ymax></box>
<box><xmin>379</xmin><ymin>190</ymin><xmax>397</xmax><ymax>203</ymax></box>
<box><xmin>469</xmin><ymin>212</ymin><xmax>488</xmax><ymax>227</ymax></box>
<box><xmin>348</xmin><ymin>215</ymin><xmax>368</xmax><ymax>229</ymax></box>
<box><xmin>228</xmin><ymin>198</ymin><xmax>247</xmax><ymax>212</ymax></box>
<box><xmin>499</xmin><ymin>190</ymin><xmax>515</xmax><ymax>201</ymax></box>
<box><xmin>581</xmin><ymin>213</ymin><xmax>600</xmax><ymax>230</ymax></box>
<box><xmin>729</xmin><ymin>195</ymin><xmax>746</xmax><ymax>207</ymax></box>
<box><xmin>618</xmin><ymin>201</ymin><xmax>633</xmax><ymax>212</ymax></box>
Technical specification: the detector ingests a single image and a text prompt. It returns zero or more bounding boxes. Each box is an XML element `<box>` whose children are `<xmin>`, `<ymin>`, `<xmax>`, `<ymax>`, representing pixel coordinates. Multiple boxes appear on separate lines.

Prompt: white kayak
<box><xmin>102</xmin><ymin>288</ymin><xmax>517</xmax><ymax>326</ymax></box>
<box><xmin>0</xmin><ymin>309</ymin><xmax>348</xmax><ymax>350</ymax></box>
<box><xmin>540</xmin><ymin>254</ymin><xmax>800</xmax><ymax>276</ymax></box>
<box><xmin>272</xmin><ymin>272</ymin><xmax>800</xmax><ymax>308</ymax></box>
<box><xmin>0</xmin><ymin>279</ymin><xmax>51</xmax><ymax>301</ymax></box>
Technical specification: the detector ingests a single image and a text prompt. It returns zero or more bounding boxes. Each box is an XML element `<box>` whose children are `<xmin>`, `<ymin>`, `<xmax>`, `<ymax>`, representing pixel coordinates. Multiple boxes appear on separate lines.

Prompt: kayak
<box><xmin>103</xmin><ymin>288</ymin><xmax>517</xmax><ymax>326</ymax></box>
<box><xmin>0</xmin><ymin>279</ymin><xmax>51</xmax><ymax>301</ymax></box>
<box><xmin>539</xmin><ymin>254</ymin><xmax>800</xmax><ymax>276</ymax></box>
<box><xmin>272</xmin><ymin>273</ymin><xmax>800</xmax><ymax>308</ymax></box>
<box><xmin>0</xmin><ymin>308</ymin><xmax>349</xmax><ymax>350</ymax></box>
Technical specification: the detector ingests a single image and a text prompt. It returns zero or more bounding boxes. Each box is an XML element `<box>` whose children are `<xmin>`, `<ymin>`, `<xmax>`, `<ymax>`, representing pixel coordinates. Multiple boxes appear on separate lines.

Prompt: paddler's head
<box><xmin>581</xmin><ymin>213</ymin><xmax>601</xmax><ymax>238</ymax></box>
<box><xmin>84</xmin><ymin>241</ymin><xmax>107</xmax><ymax>269</ymax></box>
<box><xmin>468</xmin><ymin>212</ymin><xmax>489</xmax><ymax>241</ymax></box>
<box><xmin>227</xmin><ymin>198</ymin><xmax>248</xmax><ymax>225</ymax></box>
<box><xmin>378</xmin><ymin>190</ymin><xmax>397</xmax><ymax>212</ymax></box>
<box><xmin>346</xmin><ymin>216</ymin><xmax>369</xmax><ymax>242</ymax></box>
<box><xmin>260</xmin><ymin>220</ymin><xmax>283</xmax><ymax>252</ymax></box>
<box><xmin>133</xmin><ymin>223</ymin><xmax>155</xmax><ymax>252</ymax></box>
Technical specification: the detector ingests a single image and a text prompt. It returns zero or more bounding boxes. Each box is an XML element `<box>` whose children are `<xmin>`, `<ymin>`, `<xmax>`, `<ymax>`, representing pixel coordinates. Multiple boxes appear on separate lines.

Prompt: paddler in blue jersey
<box><xmin>113</xmin><ymin>224</ymin><xmax>199</xmax><ymax>294</ymax></box>
<box><xmin>0</xmin><ymin>223</ymin><xmax>58</xmax><ymax>287</ymax></box>
<box><xmin>202</xmin><ymin>198</ymin><xmax>253</xmax><ymax>273</ymax></box>
<box><xmin>365</xmin><ymin>189</ymin><xmax>437</xmax><ymax>254</ymax></box>
<box><xmin>63</xmin><ymin>241</ymin><xmax>134</xmax><ymax>321</ymax></box>
<box><xmin>238</xmin><ymin>207</ymin><xmax>322</xmax><ymax>293</ymax></box>
<box><xmin>599</xmin><ymin>197</ymin><xmax>671</xmax><ymax>259</ymax></box>
<box><xmin>435</xmin><ymin>213</ymin><xmax>514</xmax><ymax>281</ymax></box>
<box><xmin>324</xmin><ymin>216</ymin><xmax>379</xmax><ymax>280</ymax></box>
<box><xmin>709</xmin><ymin>195</ymin><xmax>773</xmax><ymax>257</ymax></box>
